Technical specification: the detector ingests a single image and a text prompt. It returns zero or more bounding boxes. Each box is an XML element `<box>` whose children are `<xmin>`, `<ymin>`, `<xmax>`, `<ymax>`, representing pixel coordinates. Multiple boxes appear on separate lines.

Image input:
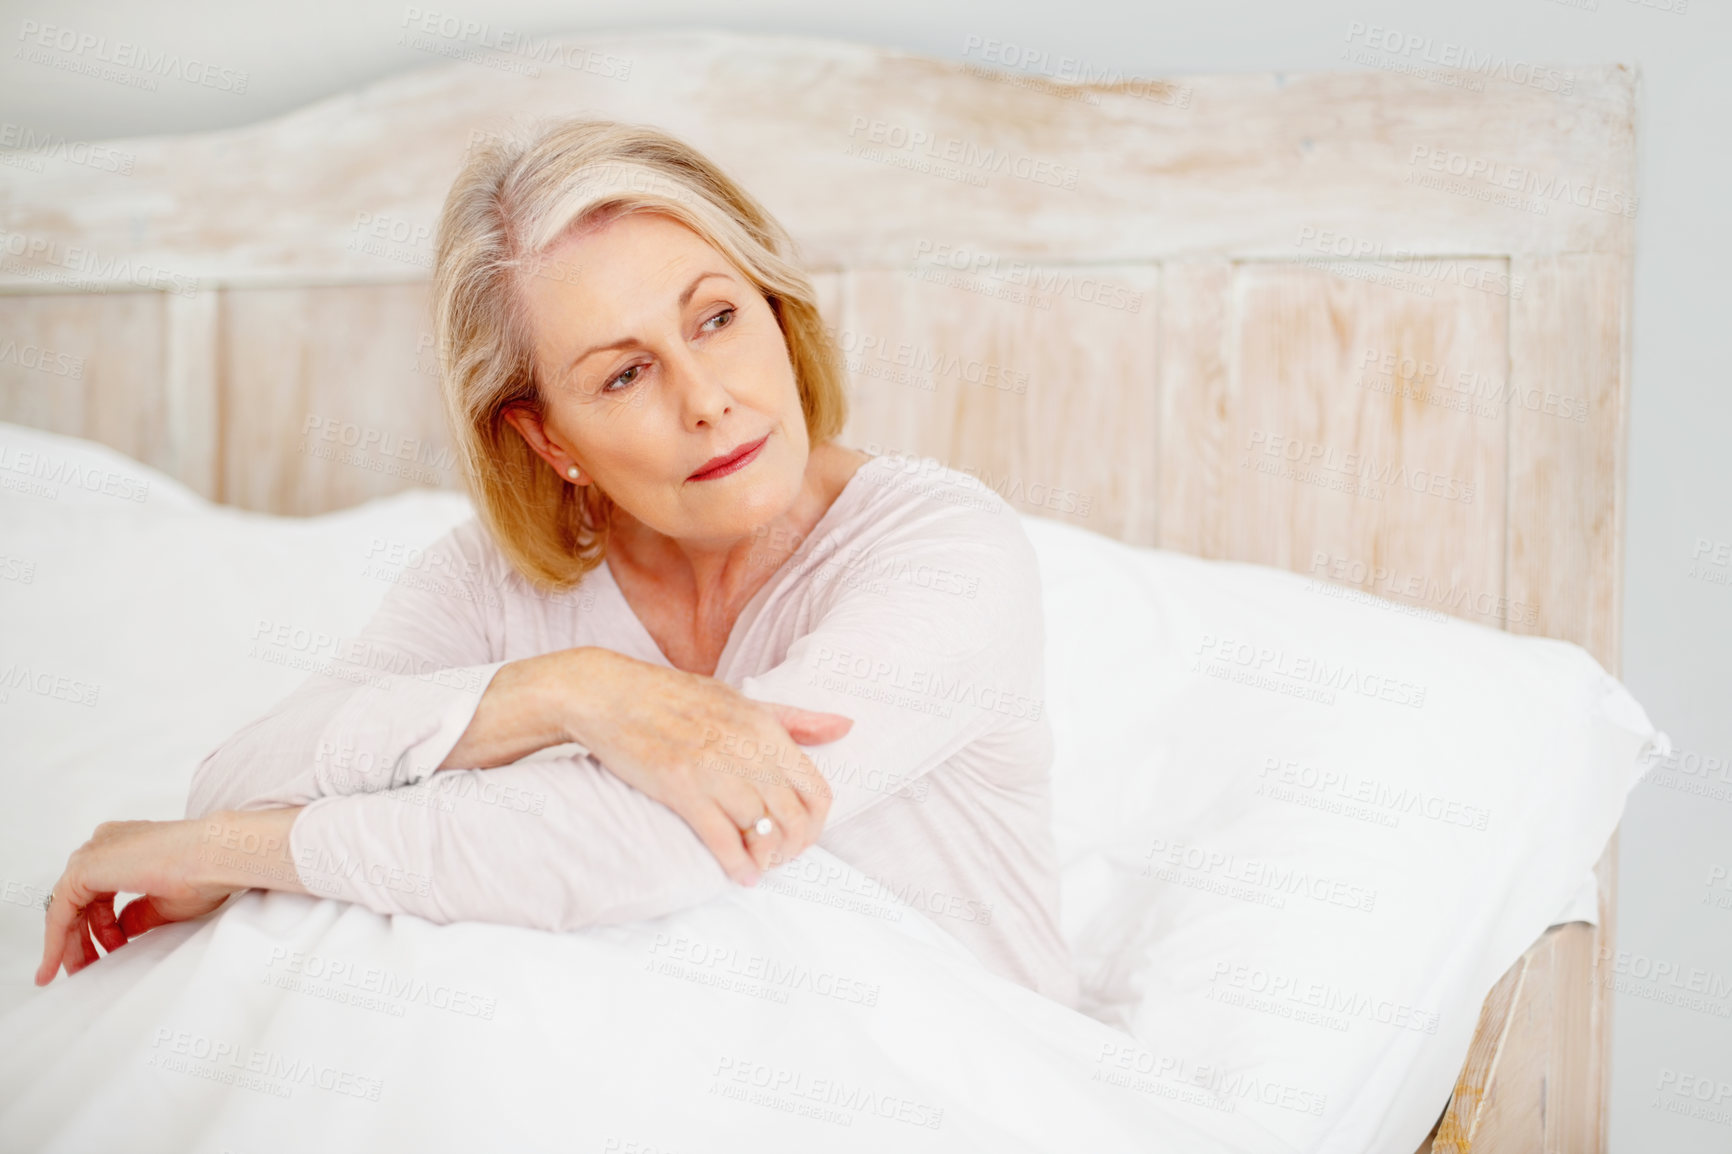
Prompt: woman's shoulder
<box><xmin>418</xmin><ymin>514</ymin><xmax>597</xmax><ymax>612</ymax></box>
<box><xmin>819</xmin><ymin>449</ymin><xmax>1043</xmax><ymax>614</ymax></box>
<box><xmin>415</xmin><ymin>514</ymin><xmax>507</xmax><ymax>583</ymax></box>
<box><xmin>817</xmin><ymin>451</ymin><xmax>1050</xmax><ymax>713</ymax></box>
<box><xmin>842</xmin><ymin>451</ymin><xmax>1037</xmax><ymax>566</ymax></box>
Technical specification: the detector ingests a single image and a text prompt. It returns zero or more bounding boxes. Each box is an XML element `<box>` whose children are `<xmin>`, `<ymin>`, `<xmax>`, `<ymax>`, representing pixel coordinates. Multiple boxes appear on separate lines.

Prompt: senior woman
<box><xmin>33</xmin><ymin>118</ymin><xmax>1079</xmax><ymax>1009</ymax></box>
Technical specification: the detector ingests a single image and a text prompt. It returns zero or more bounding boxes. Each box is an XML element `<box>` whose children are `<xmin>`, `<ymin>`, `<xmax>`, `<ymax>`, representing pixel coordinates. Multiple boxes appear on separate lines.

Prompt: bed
<box><xmin>0</xmin><ymin>29</ymin><xmax>1641</xmax><ymax>1153</ymax></box>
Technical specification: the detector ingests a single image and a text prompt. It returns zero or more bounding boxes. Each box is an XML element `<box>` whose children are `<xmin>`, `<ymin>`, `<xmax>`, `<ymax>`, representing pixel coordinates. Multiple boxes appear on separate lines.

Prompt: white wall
<box><xmin>3</xmin><ymin>0</ymin><xmax>1726</xmax><ymax>1147</ymax></box>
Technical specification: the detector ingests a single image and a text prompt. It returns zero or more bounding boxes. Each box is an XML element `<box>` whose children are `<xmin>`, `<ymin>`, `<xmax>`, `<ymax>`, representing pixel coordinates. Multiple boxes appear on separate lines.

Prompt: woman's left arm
<box><xmin>734</xmin><ymin>497</ymin><xmax>1048</xmax><ymax>826</ymax></box>
<box><xmin>35</xmin><ymin>808</ymin><xmax>306</xmax><ymax>985</ymax></box>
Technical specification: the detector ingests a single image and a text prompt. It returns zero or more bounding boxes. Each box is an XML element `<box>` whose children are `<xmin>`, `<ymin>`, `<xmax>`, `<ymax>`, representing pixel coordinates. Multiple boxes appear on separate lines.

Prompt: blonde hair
<box><xmin>431</xmin><ymin>118</ymin><xmax>849</xmax><ymax>591</ymax></box>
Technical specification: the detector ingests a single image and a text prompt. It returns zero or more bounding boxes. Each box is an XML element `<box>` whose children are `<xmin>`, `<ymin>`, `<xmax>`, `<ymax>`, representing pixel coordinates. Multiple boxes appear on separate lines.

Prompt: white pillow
<box><xmin>1026</xmin><ymin>514</ymin><xmax>1663</xmax><ymax>1154</ymax></box>
<box><xmin>0</xmin><ymin>422</ymin><xmax>204</xmax><ymax>512</ymax></box>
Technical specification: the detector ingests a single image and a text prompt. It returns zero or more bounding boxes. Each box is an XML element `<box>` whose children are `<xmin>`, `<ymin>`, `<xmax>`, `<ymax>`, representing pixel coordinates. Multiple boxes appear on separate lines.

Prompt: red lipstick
<box><xmin>689</xmin><ymin>433</ymin><xmax>769</xmax><ymax>481</ymax></box>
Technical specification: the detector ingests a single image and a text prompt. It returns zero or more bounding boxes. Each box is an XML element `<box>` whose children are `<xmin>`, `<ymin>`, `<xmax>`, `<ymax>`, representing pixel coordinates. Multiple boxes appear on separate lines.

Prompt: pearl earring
<box><xmin>566</xmin><ymin>465</ymin><xmax>580</xmax><ymax>481</ymax></box>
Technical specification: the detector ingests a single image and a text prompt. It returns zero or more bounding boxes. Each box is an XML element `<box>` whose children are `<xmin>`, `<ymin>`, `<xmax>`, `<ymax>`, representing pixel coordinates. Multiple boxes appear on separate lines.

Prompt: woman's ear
<box><xmin>502</xmin><ymin>404</ymin><xmax>572</xmax><ymax>477</ymax></box>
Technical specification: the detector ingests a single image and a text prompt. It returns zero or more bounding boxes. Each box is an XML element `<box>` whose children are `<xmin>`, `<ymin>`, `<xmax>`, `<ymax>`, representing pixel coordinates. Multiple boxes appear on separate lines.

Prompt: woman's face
<box><xmin>506</xmin><ymin>210</ymin><xmax>811</xmax><ymax>548</ymax></box>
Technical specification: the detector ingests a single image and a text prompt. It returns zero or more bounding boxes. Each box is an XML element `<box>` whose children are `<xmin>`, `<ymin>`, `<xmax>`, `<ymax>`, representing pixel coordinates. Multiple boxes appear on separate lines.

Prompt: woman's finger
<box><xmin>755</xmin><ymin>777</ymin><xmax>813</xmax><ymax>864</ymax></box>
<box><xmin>61</xmin><ymin>911</ymin><xmax>92</xmax><ymax>976</ymax></box>
<box><xmin>58</xmin><ymin>919</ymin><xmax>81</xmax><ymax>980</ymax></box>
<box><xmin>36</xmin><ymin>874</ymin><xmax>87</xmax><ymax>986</ymax></box>
<box><xmin>713</xmin><ymin>780</ymin><xmax>790</xmax><ymax>874</ymax></box>
<box><xmin>760</xmin><ymin>703</ymin><xmax>853</xmax><ymax>746</ymax></box>
<box><xmin>86</xmin><ymin>893</ymin><xmax>127</xmax><ymax>953</ymax></box>
<box><xmin>36</xmin><ymin>898</ymin><xmax>67</xmax><ymax>986</ymax></box>
<box><xmin>742</xmin><ymin>817</ymin><xmax>790</xmax><ymax>874</ymax></box>
<box><xmin>684</xmin><ymin>804</ymin><xmax>761</xmax><ymax>886</ymax></box>
<box><xmin>723</xmin><ymin>727</ymin><xmax>813</xmax><ymax>853</ymax></box>
<box><xmin>785</xmin><ymin>752</ymin><xmax>834</xmax><ymax>824</ymax></box>
<box><xmin>744</xmin><ymin>718</ymin><xmax>828</xmax><ymax>848</ymax></box>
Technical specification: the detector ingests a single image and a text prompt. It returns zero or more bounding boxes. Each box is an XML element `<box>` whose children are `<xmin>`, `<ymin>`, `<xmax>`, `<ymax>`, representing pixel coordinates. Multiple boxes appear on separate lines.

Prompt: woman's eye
<box><xmin>600</xmin><ymin>309</ymin><xmax>732</xmax><ymax>393</ymax></box>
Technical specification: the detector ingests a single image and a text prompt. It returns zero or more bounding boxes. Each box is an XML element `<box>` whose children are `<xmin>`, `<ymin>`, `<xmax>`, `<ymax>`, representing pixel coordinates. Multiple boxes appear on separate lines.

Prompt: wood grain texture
<box><xmin>1162</xmin><ymin>259</ymin><xmax>1510</xmax><ymax>629</ymax></box>
<box><xmin>1432</xmin><ymin>247</ymin><xmax>1633</xmax><ymax>1154</ymax></box>
<box><xmin>1592</xmin><ymin>832</ymin><xmax>1618</xmax><ymax>1152</ymax></box>
<box><xmin>1506</xmin><ymin>253</ymin><xmax>1632</xmax><ymax>672</ymax></box>
<box><xmin>163</xmin><ymin>290</ymin><xmax>221</xmax><ymax>500</ymax></box>
<box><xmin>221</xmin><ymin>283</ymin><xmax>458</xmax><ymax>514</ymax></box>
<box><xmin>1158</xmin><ymin>259</ymin><xmax>1235</xmax><ymax>559</ymax></box>
<box><xmin>1429</xmin><ymin>836</ymin><xmax>1619</xmax><ymax>1154</ymax></box>
<box><xmin>1432</xmin><ymin>921</ymin><xmax>1607</xmax><ymax>1153</ymax></box>
<box><xmin>1432</xmin><ymin>939</ymin><xmax>1536</xmax><ymax>1152</ymax></box>
<box><xmin>839</xmin><ymin>263</ymin><xmax>1161</xmax><ymax>542</ymax></box>
<box><xmin>0</xmin><ymin>291</ymin><xmax>170</xmax><ymax>473</ymax></box>
<box><xmin>0</xmin><ymin>35</ymin><xmax>1636</xmax><ymax>289</ymax></box>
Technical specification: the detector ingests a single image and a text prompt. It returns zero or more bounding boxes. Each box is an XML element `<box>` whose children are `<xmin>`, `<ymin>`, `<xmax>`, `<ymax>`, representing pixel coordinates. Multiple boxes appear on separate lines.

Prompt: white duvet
<box><xmin>0</xmin><ymin>856</ymin><xmax>1302</xmax><ymax>1153</ymax></box>
<box><xmin>0</xmin><ymin>423</ymin><xmax>1661</xmax><ymax>1152</ymax></box>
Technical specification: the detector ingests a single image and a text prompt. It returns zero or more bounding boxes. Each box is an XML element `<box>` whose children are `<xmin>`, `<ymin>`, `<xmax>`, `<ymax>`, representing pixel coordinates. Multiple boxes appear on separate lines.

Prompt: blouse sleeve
<box><xmin>200</xmin><ymin>497</ymin><xmax>1043</xmax><ymax>934</ymax></box>
<box><xmin>733</xmin><ymin>497</ymin><xmax>1046</xmax><ymax>827</ymax></box>
<box><xmin>287</xmin><ymin>755</ymin><xmax>732</xmax><ymax>927</ymax></box>
<box><xmin>182</xmin><ymin>520</ymin><xmax>511</xmax><ymax>818</ymax></box>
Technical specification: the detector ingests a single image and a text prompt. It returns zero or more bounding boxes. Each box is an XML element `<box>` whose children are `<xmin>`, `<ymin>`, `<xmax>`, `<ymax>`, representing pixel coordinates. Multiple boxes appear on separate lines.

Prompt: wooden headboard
<box><xmin>0</xmin><ymin>30</ymin><xmax>1638</xmax><ymax>1153</ymax></box>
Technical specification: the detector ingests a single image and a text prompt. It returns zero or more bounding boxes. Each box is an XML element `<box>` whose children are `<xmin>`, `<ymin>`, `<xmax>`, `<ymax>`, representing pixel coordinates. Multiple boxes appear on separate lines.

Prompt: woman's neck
<box><xmin>603</xmin><ymin>441</ymin><xmax>871</xmax><ymax>674</ymax></box>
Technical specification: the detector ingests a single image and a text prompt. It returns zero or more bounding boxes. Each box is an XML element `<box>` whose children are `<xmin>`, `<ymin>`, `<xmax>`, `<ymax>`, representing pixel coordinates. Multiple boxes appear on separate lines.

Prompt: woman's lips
<box><xmin>689</xmin><ymin>434</ymin><xmax>769</xmax><ymax>481</ymax></box>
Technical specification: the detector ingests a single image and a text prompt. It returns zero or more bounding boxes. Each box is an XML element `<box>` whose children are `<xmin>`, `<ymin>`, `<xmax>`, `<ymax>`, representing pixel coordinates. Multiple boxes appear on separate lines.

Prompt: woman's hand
<box><xmin>561</xmin><ymin>647</ymin><xmax>848</xmax><ymax>885</ymax></box>
<box><xmin>35</xmin><ymin>818</ymin><xmax>243</xmax><ymax>987</ymax></box>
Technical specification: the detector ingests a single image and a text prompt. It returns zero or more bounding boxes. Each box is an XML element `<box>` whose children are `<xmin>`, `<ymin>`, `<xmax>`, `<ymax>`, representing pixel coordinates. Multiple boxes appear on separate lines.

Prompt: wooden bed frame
<box><xmin>0</xmin><ymin>31</ymin><xmax>1638</xmax><ymax>1152</ymax></box>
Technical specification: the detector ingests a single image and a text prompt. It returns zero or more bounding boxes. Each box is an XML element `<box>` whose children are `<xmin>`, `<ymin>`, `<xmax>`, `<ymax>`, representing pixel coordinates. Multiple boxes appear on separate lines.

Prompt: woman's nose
<box><xmin>665</xmin><ymin>343</ymin><xmax>734</xmax><ymax>426</ymax></box>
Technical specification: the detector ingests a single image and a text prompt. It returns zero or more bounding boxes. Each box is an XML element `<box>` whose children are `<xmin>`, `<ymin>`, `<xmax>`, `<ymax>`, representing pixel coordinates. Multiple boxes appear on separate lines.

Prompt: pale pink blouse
<box><xmin>185</xmin><ymin>452</ymin><xmax>1079</xmax><ymax>1008</ymax></box>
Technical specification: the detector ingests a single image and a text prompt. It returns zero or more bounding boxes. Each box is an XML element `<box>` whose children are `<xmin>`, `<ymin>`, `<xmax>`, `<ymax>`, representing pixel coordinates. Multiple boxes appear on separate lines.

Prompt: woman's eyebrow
<box><xmin>564</xmin><ymin>270</ymin><xmax>734</xmax><ymax>376</ymax></box>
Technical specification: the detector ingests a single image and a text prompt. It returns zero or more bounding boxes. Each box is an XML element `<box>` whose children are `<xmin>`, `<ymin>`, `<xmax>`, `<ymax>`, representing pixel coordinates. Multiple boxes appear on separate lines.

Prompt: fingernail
<box><xmin>744</xmin><ymin>870</ymin><xmax>761</xmax><ymax>887</ymax></box>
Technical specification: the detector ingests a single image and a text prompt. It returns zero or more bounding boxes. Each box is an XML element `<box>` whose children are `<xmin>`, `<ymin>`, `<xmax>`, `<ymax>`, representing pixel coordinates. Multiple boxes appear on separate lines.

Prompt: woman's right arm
<box><xmin>275</xmin><ymin>495</ymin><xmax>1041</xmax><ymax>935</ymax></box>
<box><xmin>184</xmin><ymin>520</ymin><xmax>515</xmax><ymax>818</ymax></box>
